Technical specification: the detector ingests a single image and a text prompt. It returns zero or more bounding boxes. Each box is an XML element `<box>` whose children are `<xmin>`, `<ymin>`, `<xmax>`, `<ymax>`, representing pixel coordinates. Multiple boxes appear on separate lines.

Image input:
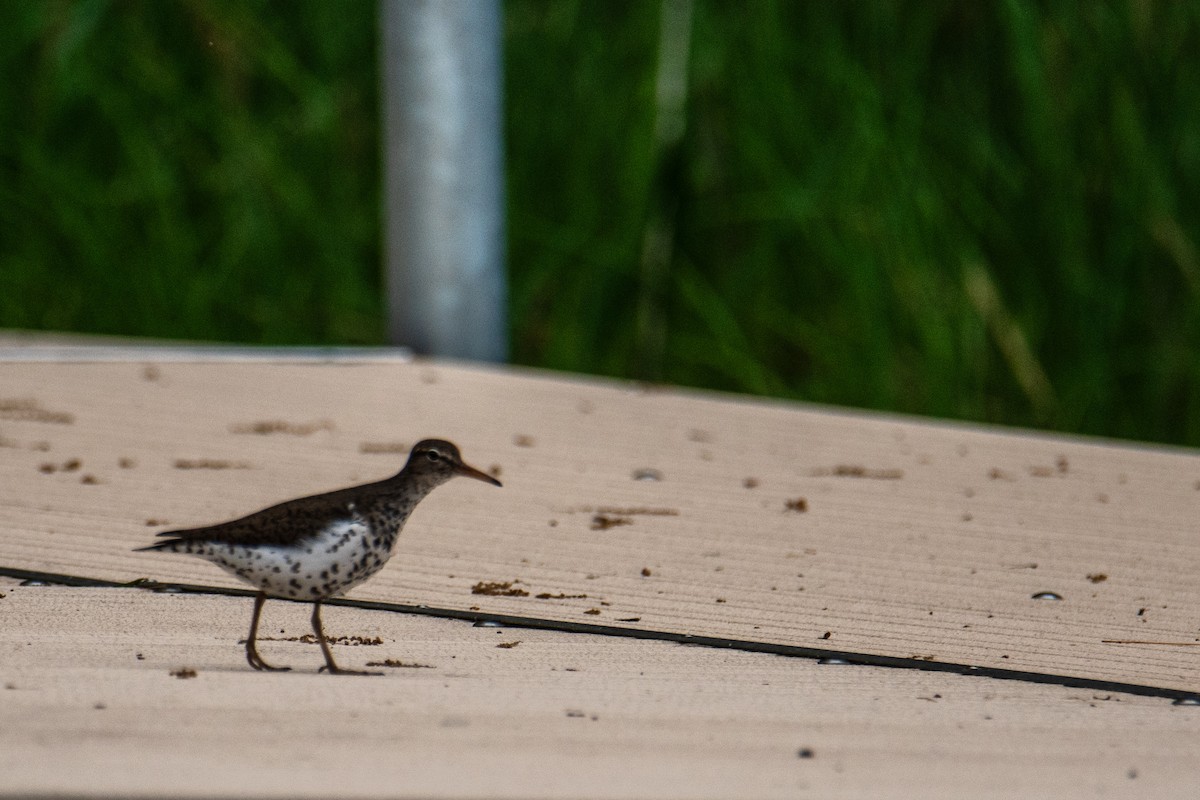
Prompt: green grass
<box><xmin>3</xmin><ymin>1</ymin><xmax>1200</xmax><ymax>446</ymax></box>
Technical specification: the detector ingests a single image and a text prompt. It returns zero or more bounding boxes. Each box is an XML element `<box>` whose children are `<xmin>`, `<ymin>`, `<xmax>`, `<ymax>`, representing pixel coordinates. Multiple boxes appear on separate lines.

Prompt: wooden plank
<box><xmin>2</xmin><ymin>586</ymin><xmax>1197</xmax><ymax>799</ymax></box>
<box><xmin>1</xmin><ymin>360</ymin><xmax>1199</xmax><ymax>693</ymax></box>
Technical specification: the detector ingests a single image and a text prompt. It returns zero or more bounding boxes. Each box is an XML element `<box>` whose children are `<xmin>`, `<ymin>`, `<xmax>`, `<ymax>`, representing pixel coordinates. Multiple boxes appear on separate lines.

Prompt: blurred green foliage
<box><xmin>2</xmin><ymin>1</ymin><xmax>1199</xmax><ymax>445</ymax></box>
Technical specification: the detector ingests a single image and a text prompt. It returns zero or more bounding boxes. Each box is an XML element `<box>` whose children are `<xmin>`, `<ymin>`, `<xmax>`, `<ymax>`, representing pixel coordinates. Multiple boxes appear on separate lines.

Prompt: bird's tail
<box><xmin>133</xmin><ymin>539</ymin><xmax>183</xmax><ymax>553</ymax></box>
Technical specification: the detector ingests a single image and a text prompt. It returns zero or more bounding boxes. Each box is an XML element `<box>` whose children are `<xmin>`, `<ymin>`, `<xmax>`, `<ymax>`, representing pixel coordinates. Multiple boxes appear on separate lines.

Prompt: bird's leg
<box><xmin>312</xmin><ymin>601</ymin><xmax>382</xmax><ymax>676</ymax></box>
<box><xmin>245</xmin><ymin>592</ymin><xmax>290</xmax><ymax>672</ymax></box>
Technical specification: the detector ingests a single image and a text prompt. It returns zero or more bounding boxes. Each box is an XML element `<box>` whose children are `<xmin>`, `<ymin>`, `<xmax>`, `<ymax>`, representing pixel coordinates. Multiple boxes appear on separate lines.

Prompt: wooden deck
<box><xmin>2</xmin><ymin>345</ymin><xmax>1199</xmax><ymax>797</ymax></box>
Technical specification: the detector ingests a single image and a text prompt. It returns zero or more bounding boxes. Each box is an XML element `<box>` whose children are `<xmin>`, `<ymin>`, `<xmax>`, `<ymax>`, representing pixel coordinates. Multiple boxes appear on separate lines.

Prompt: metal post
<box><xmin>379</xmin><ymin>0</ymin><xmax>507</xmax><ymax>361</ymax></box>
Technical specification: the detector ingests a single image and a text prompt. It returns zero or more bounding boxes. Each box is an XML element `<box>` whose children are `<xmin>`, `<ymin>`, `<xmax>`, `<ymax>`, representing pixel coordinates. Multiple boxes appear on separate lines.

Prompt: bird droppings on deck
<box><xmin>535</xmin><ymin>592</ymin><xmax>588</xmax><ymax>600</ymax></box>
<box><xmin>584</xmin><ymin>608</ymin><xmax>601</xmax><ymax>615</ymax></box>
<box><xmin>172</xmin><ymin>458</ymin><xmax>252</xmax><ymax>470</ymax></box>
<box><xmin>1087</xmin><ymin>573</ymin><xmax>1109</xmax><ymax>583</ymax></box>
<box><xmin>229</xmin><ymin>419</ymin><xmax>334</xmax><ymax>436</ymax></box>
<box><xmin>170</xmin><ymin>668</ymin><xmax>197</xmax><ymax>679</ymax></box>
<box><xmin>567</xmin><ymin>505</ymin><xmax>678</xmax><ymax>519</ymax></box>
<box><xmin>742</xmin><ymin>477</ymin><xmax>759</xmax><ymax>488</ymax></box>
<box><xmin>512</xmin><ymin>434</ymin><xmax>535</xmax><ymax>447</ymax></box>
<box><xmin>248</xmin><ymin>634</ymin><xmax>384</xmax><ymax>646</ymax></box>
<box><xmin>79</xmin><ymin>474</ymin><xmax>99</xmax><ymax>484</ymax></box>
<box><xmin>358</xmin><ymin>441</ymin><xmax>408</xmax><ymax>454</ymax></box>
<box><xmin>0</xmin><ymin>397</ymin><xmax>75</xmax><ymax>424</ymax></box>
<box><xmin>117</xmin><ymin>457</ymin><xmax>136</xmax><ymax>469</ymax></box>
<box><xmin>784</xmin><ymin>497</ymin><xmax>808</xmax><ymax>513</ymax></box>
<box><xmin>365</xmin><ymin>659</ymin><xmax>434</xmax><ymax>668</ymax></box>
<box><xmin>641</xmin><ymin>567</ymin><xmax>652</xmax><ymax>577</ymax></box>
<box><xmin>38</xmin><ymin>458</ymin><xmax>83</xmax><ymax>474</ymax></box>
<box><xmin>495</xmin><ymin>641</ymin><xmax>520</xmax><ymax>649</ymax></box>
<box><xmin>590</xmin><ymin>514</ymin><xmax>632</xmax><ymax>531</ymax></box>
<box><xmin>313</xmin><ymin>634</ymin><xmax>384</xmax><ymax>646</ymax></box>
<box><xmin>471</xmin><ymin>580</ymin><xmax>529</xmax><ymax>597</ymax></box>
<box><xmin>563</xmin><ymin>709</ymin><xmax>599</xmax><ymax>721</ymax></box>
<box><xmin>988</xmin><ymin>467</ymin><xmax>1016</xmax><ymax>480</ymax></box>
<box><xmin>810</xmin><ymin>464</ymin><xmax>904</xmax><ymax>479</ymax></box>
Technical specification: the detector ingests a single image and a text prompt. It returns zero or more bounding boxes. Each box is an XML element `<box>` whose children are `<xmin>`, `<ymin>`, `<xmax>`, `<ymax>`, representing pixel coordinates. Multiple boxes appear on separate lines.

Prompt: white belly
<box><xmin>202</xmin><ymin>518</ymin><xmax>393</xmax><ymax>601</ymax></box>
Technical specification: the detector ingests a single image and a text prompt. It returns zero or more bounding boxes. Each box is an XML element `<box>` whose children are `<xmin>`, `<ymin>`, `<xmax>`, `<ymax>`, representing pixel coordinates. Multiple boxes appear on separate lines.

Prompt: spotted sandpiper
<box><xmin>136</xmin><ymin>439</ymin><xmax>500</xmax><ymax>675</ymax></box>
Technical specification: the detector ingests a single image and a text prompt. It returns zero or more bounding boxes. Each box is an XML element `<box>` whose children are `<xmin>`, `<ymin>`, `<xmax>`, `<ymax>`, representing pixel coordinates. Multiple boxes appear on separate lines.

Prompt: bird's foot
<box><xmin>318</xmin><ymin>664</ymin><xmax>383</xmax><ymax>677</ymax></box>
<box><xmin>247</xmin><ymin>649</ymin><xmax>291</xmax><ymax>672</ymax></box>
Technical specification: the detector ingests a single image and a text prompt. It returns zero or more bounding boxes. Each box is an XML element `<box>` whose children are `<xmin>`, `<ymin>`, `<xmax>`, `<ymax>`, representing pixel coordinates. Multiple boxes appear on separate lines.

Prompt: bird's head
<box><xmin>405</xmin><ymin>439</ymin><xmax>502</xmax><ymax>488</ymax></box>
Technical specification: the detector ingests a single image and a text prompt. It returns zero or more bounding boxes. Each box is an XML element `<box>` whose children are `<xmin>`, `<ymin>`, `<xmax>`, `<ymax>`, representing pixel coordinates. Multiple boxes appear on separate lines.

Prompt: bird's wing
<box><xmin>153</xmin><ymin>483</ymin><xmax>375</xmax><ymax>548</ymax></box>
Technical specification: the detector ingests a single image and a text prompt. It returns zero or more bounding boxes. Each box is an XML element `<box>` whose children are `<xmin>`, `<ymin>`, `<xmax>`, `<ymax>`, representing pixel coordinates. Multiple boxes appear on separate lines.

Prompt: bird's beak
<box><xmin>456</xmin><ymin>461</ymin><xmax>502</xmax><ymax>487</ymax></box>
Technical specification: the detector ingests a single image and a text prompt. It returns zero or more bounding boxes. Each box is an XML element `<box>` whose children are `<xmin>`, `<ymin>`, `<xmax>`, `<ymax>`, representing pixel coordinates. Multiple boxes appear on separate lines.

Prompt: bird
<box><xmin>136</xmin><ymin>439</ymin><xmax>501</xmax><ymax>675</ymax></box>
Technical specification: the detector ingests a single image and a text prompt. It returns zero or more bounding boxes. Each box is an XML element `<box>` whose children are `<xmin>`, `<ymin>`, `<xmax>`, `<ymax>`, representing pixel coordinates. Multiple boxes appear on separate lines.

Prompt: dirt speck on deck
<box><xmin>472</xmin><ymin>580</ymin><xmax>529</xmax><ymax>597</ymax></box>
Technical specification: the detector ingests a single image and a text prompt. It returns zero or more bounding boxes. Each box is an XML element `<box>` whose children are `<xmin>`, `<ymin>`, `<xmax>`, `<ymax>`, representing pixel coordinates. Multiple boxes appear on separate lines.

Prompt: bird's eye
<box><xmin>425</xmin><ymin>450</ymin><xmax>441</xmax><ymax>462</ymax></box>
